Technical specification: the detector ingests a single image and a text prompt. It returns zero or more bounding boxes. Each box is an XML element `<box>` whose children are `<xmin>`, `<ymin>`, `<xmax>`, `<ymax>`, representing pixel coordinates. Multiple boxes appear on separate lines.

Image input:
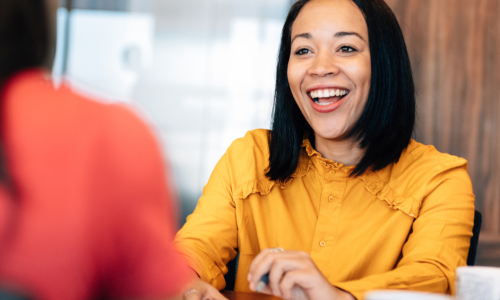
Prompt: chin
<box><xmin>309</xmin><ymin>121</ymin><xmax>344</xmax><ymax>138</ymax></box>
<box><xmin>311</xmin><ymin>129</ymin><xmax>347</xmax><ymax>141</ymax></box>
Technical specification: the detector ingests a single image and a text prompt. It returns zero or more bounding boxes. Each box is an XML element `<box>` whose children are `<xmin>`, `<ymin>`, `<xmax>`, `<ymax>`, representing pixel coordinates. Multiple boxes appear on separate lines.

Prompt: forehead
<box><xmin>291</xmin><ymin>0</ymin><xmax>368</xmax><ymax>40</ymax></box>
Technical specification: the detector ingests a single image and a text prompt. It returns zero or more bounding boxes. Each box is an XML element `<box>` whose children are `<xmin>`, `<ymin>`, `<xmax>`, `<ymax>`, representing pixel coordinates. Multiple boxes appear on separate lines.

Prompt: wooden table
<box><xmin>222</xmin><ymin>291</ymin><xmax>283</xmax><ymax>300</ymax></box>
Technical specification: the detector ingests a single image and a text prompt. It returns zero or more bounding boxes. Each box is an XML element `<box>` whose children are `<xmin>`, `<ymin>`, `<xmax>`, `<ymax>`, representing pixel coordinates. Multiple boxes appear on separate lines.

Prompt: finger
<box><xmin>279</xmin><ymin>270</ymin><xmax>307</xmax><ymax>300</ymax></box>
<box><xmin>267</xmin><ymin>255</ymin><xmax>310</xmax><ymax>297</ymax></box>
<box><xmin>183</xmin><ymin>279</ymin><xmax>228</xmax><ymax>300</ymax></box>
<box><xmin>248</xmin><ymin>248</ymin><xmax>291</xmax><ymax>279</ymax></box>
<box><xmin>248</xmin><ymin>248</ymin><xmax>277</xmax><ymax>281</ymax></box>
<box><xmin>205</xmin><ymin>285</ymin><xmax>229</xmax><ymax>300</ymax></box>
<box><xmin>249</xmin><ymin>251</ymin><xmax>283</xmax><ymax>290</ymax></box>
<box><xmin>257</xmin><ymin>285</ymin><xmax>274</xmax><ymax>295</ymax></box>
<box><xmin>248</xmin><ymin>249</ymin><xmax>277</xmax><ymax>288</ymax></box>
<box><xmin>268</xmin><ymin>258</ymin><xmax>289</xmax><ymax>297</ymax></box>
<box><xmin>251</xmin><ymin>251</ymin><xmax>311</xmax><ymax>292</ymax></box>
<box><xmin>184</xmin><ymin>289</ymin><xmax>202</xmax><ymax>300</ymax></box>
<box><xmin>249</xmin><ymin>249</ymin><xmax>300</xmax><ymax>287</ymax></box>
<box><xmin>290</xmin><ymin>286</ymin><xmax>307</xmax><ymax>300</ymax></box>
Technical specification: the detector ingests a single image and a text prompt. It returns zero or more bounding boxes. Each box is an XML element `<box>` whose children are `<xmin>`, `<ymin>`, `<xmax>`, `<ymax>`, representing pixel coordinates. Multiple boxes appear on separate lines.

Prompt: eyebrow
<box><xmin>291</xmin><ymin>33</ymin><xmax>312</xmax><ymax>44</ymax></box>
<box><xmin>335</xmin><ymin>31</ymin><xmax>364</xmax><ymax>41</ymax></box>
<box><xmin>291</xmin><ymin>31</ymin><xmax>365</xmax><ymax>44</ymax></box>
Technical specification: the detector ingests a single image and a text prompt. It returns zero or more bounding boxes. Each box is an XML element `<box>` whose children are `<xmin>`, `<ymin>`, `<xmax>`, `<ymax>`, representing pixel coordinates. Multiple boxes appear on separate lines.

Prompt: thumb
<box><xmin>184</xmin><ymin>287</ymin><xmax>202</xmax><ymax>300</ymax></box>
<box><xmin>290</xmin><ymin>285</ymin><xmax>308</xmax><ymax>300</ymax></box>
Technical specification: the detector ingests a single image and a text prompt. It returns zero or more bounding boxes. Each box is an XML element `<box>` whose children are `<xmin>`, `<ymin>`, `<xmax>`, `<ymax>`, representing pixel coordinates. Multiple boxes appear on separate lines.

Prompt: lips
<box><xmin>306</xmin><ymin>87</ymin><xmax>350</xmax><ymax>113</ymax></box>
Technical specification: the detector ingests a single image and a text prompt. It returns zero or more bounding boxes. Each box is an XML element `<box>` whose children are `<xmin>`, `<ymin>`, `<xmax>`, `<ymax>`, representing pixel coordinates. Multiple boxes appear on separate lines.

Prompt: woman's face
<box><xmin>287</xmin><ymin>0</ymin><xmax>371</xmax><ymax>142</ymax></box>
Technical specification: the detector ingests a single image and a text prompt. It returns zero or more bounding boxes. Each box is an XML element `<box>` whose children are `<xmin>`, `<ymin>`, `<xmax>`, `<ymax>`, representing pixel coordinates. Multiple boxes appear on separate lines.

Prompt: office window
<box><xmin>56</xmin><ymin>0</ymin><xmax>291</xmax><ymax>222</ymax></box>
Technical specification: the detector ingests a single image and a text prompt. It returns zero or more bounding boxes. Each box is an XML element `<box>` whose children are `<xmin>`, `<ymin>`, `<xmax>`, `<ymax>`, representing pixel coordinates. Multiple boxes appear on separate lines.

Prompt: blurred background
<box><xmin>54</xmin><ymin>0</ymin><xmax>290</xmax><ymax>221</ymax></box>
<box><xmin>54</xmin><ymin>0</ymin><xmax>500</xmax><ymax>266</ymax></box>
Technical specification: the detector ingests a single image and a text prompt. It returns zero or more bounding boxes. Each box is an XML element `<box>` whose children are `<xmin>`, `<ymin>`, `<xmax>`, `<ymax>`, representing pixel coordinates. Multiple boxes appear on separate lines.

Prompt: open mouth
<box><xmin>307</xmin><ymin>88</ymin><xmax>349</xmax><ymax>106</ymax></box>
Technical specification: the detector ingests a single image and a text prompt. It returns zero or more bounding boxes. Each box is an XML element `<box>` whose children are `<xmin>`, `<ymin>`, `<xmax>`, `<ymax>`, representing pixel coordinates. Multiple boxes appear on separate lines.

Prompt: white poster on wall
<box><xmin>55</xmin><ymin>9</ymin><xmax>155</xmax><ymax>102</ymax></box>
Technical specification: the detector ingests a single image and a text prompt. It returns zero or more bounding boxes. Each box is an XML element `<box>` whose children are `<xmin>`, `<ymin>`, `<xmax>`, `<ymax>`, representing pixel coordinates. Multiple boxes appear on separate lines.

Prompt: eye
<box><xmin>295</xmin><ymin>48</ymin><xmax>311</xmax><ymax>55</ymax></box>
<box><xmin>338</xmin><ymin>46</ymin><xmax>356</xmax><ymax>53</ymax></box>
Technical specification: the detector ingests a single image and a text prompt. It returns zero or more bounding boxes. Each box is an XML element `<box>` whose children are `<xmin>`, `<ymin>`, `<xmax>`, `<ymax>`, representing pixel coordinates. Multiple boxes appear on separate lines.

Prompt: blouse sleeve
<box><xmin>173</xmin><ymin>145</ymin><xmax>239</xmax><ymax>290</ymax></box>
<box><xmin>334</xmin><ymin>164</ymin><xmax>475</xmax><ymax>299</ymax></box>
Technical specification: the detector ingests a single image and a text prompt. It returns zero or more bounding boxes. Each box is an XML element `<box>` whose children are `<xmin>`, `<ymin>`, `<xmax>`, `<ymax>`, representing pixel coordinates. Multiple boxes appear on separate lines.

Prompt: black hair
<box><xmin>266</xmin><ymin>0</ymin><xmax>415</xmax><ymax>181</ymax></box>
<box><xmin>0</xmin><ymin>0</ymin><xmax>50</xmax><ymax>186</ymax></box>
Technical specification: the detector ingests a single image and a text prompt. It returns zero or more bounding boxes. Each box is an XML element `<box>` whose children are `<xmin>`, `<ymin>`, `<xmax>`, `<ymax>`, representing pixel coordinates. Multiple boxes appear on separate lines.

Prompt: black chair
<box><xmin>467</xmin><ymin>210</ymin><xmax>482</xmax><ymax>266</ymax></box>
<box><xmin>224</xmin><ymin>251</ymin><xmax>239</xmax><ymax>291</ymax></box>
<box><xmin>223</xmin><ymin>210</ymin><xmax>483</xmax><ymax>289</ymax></box>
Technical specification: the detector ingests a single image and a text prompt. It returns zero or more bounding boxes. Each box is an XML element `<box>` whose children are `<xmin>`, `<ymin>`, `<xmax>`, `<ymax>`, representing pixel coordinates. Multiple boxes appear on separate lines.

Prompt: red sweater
<box><xmin>0</xmin><ymin>70</ymin><xmax>192</xmax><ymax>300</ymax></box>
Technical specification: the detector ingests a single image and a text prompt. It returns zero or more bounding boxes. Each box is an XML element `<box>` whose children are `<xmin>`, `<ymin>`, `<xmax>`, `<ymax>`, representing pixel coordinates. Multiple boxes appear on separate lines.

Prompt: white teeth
<box><xmin>310</xmin><ymin>88</ymin><xmax>348</xmax><ymax>99</ymax></box>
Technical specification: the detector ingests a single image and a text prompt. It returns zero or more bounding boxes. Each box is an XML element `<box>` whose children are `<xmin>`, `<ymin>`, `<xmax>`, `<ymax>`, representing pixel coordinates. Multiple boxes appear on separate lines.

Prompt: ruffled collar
<box><xmin>300</xmin><ymin>138</ymin><xmax>356</xmax><ymax>174</ymax></box>
<box><xmin>233</xmin><ymin>135</ymin><xmax>421</xmax><ymax>219</ymax></box>
<box><xmin>298</xmin><ymin>138</ymin><xmax>420</xmax><ymax>218</ymax></box>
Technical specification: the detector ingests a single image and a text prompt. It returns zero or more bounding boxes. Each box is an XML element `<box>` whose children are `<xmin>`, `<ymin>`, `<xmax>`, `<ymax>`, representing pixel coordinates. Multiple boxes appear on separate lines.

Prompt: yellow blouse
<box><xmin>174</xmin><ymin>129</ymin><xmax>475</xmax><ymax>299</ymax></box>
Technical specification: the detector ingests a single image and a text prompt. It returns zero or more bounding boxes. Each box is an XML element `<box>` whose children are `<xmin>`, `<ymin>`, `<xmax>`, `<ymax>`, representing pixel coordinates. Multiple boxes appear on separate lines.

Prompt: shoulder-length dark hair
<box><xmin>0</xmin><ymin>0</ymin><xmax>50</xmax><ymax>185</ymax></box>
<box><xmin>266</xmin><ymin>0</ymin><xmax>415</xmax><ymax>181</ymax></box>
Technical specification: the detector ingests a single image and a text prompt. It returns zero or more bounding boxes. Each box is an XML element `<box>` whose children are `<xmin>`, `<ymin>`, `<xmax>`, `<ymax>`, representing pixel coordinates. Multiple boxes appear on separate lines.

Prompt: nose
<box><xmin>307</xmin><ymin>51</ymin><xmax>340</xmax><ymax>77</ymax></box>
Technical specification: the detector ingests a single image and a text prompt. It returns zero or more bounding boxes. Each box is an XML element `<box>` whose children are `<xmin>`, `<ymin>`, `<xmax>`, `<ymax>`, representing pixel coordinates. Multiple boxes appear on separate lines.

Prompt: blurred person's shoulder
<box><xmin>3</xmin><ymin>69</ymin><xmax>155</xmax><ymax>149</ymax></box>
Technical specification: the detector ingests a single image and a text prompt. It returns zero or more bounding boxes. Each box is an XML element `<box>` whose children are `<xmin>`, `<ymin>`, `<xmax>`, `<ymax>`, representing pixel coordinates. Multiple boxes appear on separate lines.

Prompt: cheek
<box><xmin>359</xmin><ymin>57</ymin><xmax>372</xmax><ymax>90</ymax></box>
<box><xmin>287</xmin><ymin>63</ymin><xmax>309</xmax><ymax>117</ymax></box>
<box><xmin>287</xmin><ymin>61</ymin><xmax>306</xmax><ymax>97</ymax></box>
<box><xmin>344</xmin><ymin>59</ymin><xmax>371</xmax><ymax>107</ymax></box>
<box><xmin>287</xmin><ymin>65</ymin><xmax>297</xmax><ymax>94</ymax></box>
<box><xmin>344</xmin><ymin>63</ymin><xmax>371</xmax><ymax>88</ymax></box>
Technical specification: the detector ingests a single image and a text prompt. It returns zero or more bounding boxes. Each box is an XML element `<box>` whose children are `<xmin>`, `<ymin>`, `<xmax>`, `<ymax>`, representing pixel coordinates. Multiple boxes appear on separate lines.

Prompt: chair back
<box><xmin>224</xmin><ymin>251</ymin><xmax>239</xmax><ymax>291</ymax></box>
<box><xmin>467</xmin><ymin>210</ymin><xmax>482</xmax><ymax>266</ymax></box>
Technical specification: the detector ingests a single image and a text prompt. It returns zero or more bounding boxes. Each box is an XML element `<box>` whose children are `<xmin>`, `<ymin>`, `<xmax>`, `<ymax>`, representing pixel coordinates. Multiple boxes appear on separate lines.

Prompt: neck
<box><xmin>314</xmin><ymin>134</ymin><xmax>364</xmax><ymax>166</ymax></box>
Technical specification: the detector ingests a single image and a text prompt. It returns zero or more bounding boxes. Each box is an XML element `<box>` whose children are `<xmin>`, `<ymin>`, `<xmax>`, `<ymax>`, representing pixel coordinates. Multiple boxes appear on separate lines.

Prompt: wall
<box><xmin>386</xmin><ymin>0</ymin><xmax>500</xmax><ymax>266</ymax></box>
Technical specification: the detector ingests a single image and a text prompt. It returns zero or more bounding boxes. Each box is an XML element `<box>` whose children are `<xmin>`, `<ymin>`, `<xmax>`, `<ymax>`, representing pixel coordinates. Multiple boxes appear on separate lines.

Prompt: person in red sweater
<box><xmin>0</xmin><ymin>1</ymin><xmax>225</xmax><ymax>300</ymax></box>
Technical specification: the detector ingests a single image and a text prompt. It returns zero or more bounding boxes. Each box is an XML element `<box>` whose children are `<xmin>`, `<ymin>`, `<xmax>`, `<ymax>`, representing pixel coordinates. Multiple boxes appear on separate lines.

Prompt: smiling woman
<box><xmin>269</xmin><ymin>0</ymin><xmax>415</xmax><ymax>180</ymax></box>
<box><xmin>174</xmin><ymin>0</ymin><xmax>475</xmax><ymax>299</ymax></box>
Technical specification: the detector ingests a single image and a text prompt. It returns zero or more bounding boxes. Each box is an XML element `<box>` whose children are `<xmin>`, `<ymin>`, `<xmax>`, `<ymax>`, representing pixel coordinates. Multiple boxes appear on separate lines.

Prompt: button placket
<box><xmin>311</xmin><ymin>170</ymin><xmax>349</xmax><ymax>270</ymax></box>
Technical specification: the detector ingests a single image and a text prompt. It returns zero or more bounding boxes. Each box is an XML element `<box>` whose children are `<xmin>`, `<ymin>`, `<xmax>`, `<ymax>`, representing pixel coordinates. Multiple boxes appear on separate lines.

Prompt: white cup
<box><xmin>456</xmin><ymin>266</ymin><xmax>500</xmax><ymax>300</ymax></box>
<box><xmin>365</xmin><ymin>290</ymin><xmax>452</xmax><ymax>300</ymax></box>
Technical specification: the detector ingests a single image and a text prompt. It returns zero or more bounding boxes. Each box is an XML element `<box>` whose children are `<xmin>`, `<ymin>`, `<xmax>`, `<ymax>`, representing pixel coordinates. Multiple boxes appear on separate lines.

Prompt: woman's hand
<box><xmin>247</xmin><ymin>248</ymin><xmax>355</xmax><ymax>300</ymax></box>
<box><xmin>182</xmin><ymin>271</ymin><xmax>228</xmax><ymax>300</ymax></box>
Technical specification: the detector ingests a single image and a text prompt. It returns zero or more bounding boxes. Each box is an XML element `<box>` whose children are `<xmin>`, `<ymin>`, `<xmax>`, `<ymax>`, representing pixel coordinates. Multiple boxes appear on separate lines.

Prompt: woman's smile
<box><xmin>307</xmin><ymin>85</ymin><xmax>350</xmax><ymax>113</ymax></box>
<box><xmin>287</xmin><ymin>0</ymin><xmax>371</xmax><ymax>143</ymax></box>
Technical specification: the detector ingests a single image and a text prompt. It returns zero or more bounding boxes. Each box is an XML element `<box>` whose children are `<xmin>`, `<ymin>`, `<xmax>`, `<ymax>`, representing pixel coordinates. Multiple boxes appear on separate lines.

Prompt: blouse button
<box><xmin>319</xmin><ymin>241</ymin><xmax>326</xmax><ymax>247</ymax></box>
<box><xmin>328</xmin><ymin>196</ymin><xmax>334</xmax><ymax>202</ymax></box>
<box><xmin>329</xmin><ymin>170</ymin><xmax>335</xmax><ymax>175</ymax></box>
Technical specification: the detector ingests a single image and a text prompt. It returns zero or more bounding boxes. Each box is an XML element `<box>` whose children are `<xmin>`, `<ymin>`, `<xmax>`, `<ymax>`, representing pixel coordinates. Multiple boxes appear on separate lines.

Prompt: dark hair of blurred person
<box><xmin>267</xmin><ymin>0</ymin><xmax>415</xmax><ymax>181</ymax></box>
<box><xmin>0</xmin><ymin>0</ymin><xmax>52</xmax><ymax>185</ymax></box>
<box><xmin>0</xmin><ymin>1</ymin><xmax>222</xmax><ymax>300</ymax></box>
